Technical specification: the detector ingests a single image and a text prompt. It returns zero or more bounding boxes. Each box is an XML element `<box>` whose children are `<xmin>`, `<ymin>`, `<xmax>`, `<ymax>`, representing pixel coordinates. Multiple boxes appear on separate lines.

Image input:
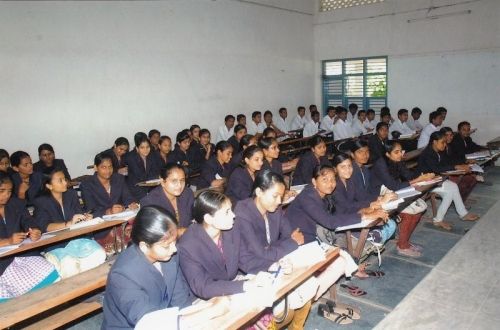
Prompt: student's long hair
<box><xmin>312</xmin><ymin>165</ymin><xmax>336</xmax><ymax>213</ymax></box>
<box><xmin>160</xmin><ymin>163</ymin><xmax>186</xmax><ymax>180</ymax></box>
<box><xmin>113</xmin><ymin>137</ymin><xmax>129</xmax><ymax>150</ymax></box>
<box><xmin>131</xmin><ymin>206</ymin><xmax>177</xmax><ymax>246</ymax></box>
<box><xmin>428</xmin><ymin>131</ymin><xmax>445</xmax><ymax>147</ymax></box>
<box><xmin>41</xmin><ymin>169</ymin><xmax>67</xmax><ymax>197</ymax></box>
<box><xmin>192</xmin><ymin>190</ymin><xmax>230</xmax><ymax>224</ymax></box>
<box><xmin>240</xmin><ymin>145</ymin><xmax>262</xmax><ymax>168</ymax></box>
<box><xmin>10</xmin><ymin>151</ymin><xmax>31</xmax><ymax>168</ymax></box>
<box><xmin>309</xmin><ymin>135</ymin><xmax>325</xmax><ymax>149</ymax></box>
<box><xmin>331</xmin><ymin>152</ymin><xmax>351</xmax><ymax>168</ymax></box>
<box><xmin>239</xmin><ymin>134</ymin><xmax>255</xmax><ymax>150</ymax></box>
<box><xmin>383</xmin><ymin>140</ymin><xmax>404</xmax><ymax>180</ymax></box>
<box><xmin>251</xmin><ymin>169</ymin><xmax>285</xmax><ymax>197</ymax></box>
<box><xmin>134</xmin><ymin>132</ymin><xmax>150</xmax><ymax>148</ymax></box>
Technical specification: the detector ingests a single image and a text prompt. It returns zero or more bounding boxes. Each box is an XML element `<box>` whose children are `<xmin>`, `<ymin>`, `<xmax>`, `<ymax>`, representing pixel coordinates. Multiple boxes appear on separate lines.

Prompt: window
<box><xmin>322</xmin><ymin>57</ymin><xmax>387</xmax><ymax>113</ymax></box>
<box><xmin>320</xmin><ymin>0</ymin><xmax>385</xmax><ymax>12</ymax></box>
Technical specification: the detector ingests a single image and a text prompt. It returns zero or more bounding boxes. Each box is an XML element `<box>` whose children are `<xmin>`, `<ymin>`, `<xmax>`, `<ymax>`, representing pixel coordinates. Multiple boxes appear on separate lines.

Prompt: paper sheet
<box><xmin>470</xmin><ymin>164</ymin><xmax>484</xmax><ymax>173</ymax></box>
<box><xmin>466</xmin><ymin>150</ymin><xmax>490</xmax><ymax>160</ymax></box>
<box><xmin>69</xmin><ymin>217</ymin><xmax>105</xmax><ymax>230</ymax></box>
<box><xmin>284</xmin><ymin>242</ymin><xmax>326</xmax><ymax>268</ymax></box>
<box><xmin>102</xmin><ymin>209</ymin><xmax>139</xmax><ymax>221</ymax></box>
<box><xmin>395</xmin><ymin>187</ymin><xmax>421</xmax><ymax>199</ymax></box>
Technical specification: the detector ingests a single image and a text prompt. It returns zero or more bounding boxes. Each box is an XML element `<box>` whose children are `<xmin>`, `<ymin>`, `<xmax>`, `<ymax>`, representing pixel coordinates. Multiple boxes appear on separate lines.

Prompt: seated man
<box><xmin>450</xmin><ymin>121</ymin><xmax>487</xmax><ymax>164</ymax></box>
<box><xmin>332</xmin><ymin>107</ymin><xmax>354</xmax><ymax>140</ymax></box>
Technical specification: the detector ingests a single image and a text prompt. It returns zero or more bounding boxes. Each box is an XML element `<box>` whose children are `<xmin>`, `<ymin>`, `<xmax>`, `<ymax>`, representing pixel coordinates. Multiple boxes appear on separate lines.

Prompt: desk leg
<box><xmin>112</xmin><ymin>226</ymin><xmax>119</xmax><ymax>255</ymax></box>
<box><xmin>346</xmin><ymin>230</ymin><xmax>353</xmax><ymax>256</ymax></box>
<box><xmin>354</xmin><ymin>229</ymin><xmax>370</xmax><ymax>260</ymax></box>
<box><xmin>120</xmin><ymin>222</ymin><xmax>127</xmax><ymax>251</ymax></box>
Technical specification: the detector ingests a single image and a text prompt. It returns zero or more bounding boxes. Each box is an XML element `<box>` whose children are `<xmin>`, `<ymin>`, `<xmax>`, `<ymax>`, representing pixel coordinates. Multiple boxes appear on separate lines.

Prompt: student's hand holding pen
<box><xmin>9</xmin><ymin>232</ymin><xmax>27</xmax><ymax>245</ymax></box>
<box><xmin>291</xmin><ymin>228</ymin><xmax>304</xmax><ymax>245</ymax></box>
<box><xmin>106</xmin><ymin>204</ymin><xmax>125</xmax><ymax>215</ymax></box>
<box><xmin>71</xmin><ymin>214</ymin><xmax>90</xmax><ymax>225</ymax></box>
<box><xmin>28</xmin><ymin>228</ymin><xmax>42</xmax><ymax>241</ymax></box>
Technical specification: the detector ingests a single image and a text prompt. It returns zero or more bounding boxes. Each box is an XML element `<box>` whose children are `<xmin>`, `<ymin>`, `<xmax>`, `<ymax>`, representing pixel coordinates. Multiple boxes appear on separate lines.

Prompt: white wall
<box><xmin>0</xmin><ymin>0</ymin><xmax>314</xmax><ymax>176</ymax></box>
<box><xmin>314</xmin><ymin>0</ymin><xmax>500</xmax><ymax>144</ymax></box>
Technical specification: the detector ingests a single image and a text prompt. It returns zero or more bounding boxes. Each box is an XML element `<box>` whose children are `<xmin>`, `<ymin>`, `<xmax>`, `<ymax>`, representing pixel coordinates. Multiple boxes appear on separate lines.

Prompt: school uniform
<box><xmin>450</xmin><ymin>133</ymin><xmax>484</xmax><ymax>164</ymax></box>
<box><xmin>215</xmin><ymin>125</ymin><xmax>234</xmax><ymax>143</ymax></box>
<box><xmin>292</xmin><ymin>151</ymin><xmax>330</xmax><ymax>185</ymax></box>
<box><xmin>367</xmin><ymin>133</ymin><xmax>388</xmax><ymax>163</ymax></box>
<box><xmin>333</xmin><ymin>177</ymin><xmax>373</xmax><ymax>214</ymax></box>
<box><xmin>347</xmin><ymin>112</ymin><xmax>356</xmax><ymax>124</ymax></box>
<box><xmin>124</xmin><ymin>150</ymin><xmax>160</xmax><ymax>200</ymax></box>
<box><xmin>198</xmin><ymin>157</ymin><xmax>229</xmax><ymax>189</ymax></box>
<box><xmin>417</xmin><ymin>123</ymin><xmax>439</xmax><ymax>149</ymax></box>
<box><xmin>152</xmin><ymin>149</ymin><xmax>169</xmax><ymax>170</ymax></box>
<box><xmin>351</xmin><ymin>162</ymin><xmax>378</xmax><ymax>201</ymax></box>
<box><xmin>389</xmin><ymin>119</ymin><xmax>415</xmax><ymax>137</ymax></box>
<box><xmin>11</xmin><ymin>171</ymin><xmax>44</xmax><ymax>205</ymax></box>
<box><xmin>290</xmin><ymin>115</ymin><xmax>308</xmax><ymax>131</ymax></box>
<box><xmin>80</xmin><ymin>173</ymin><xmax>136</xmax><ymax>217</ymax></box>
<box><xmin>287</xmin><ymin>185</ymin><xmax>361</xmax><ymax>244</ymax></box>
<box><xmin>261</xmin><ymin>159</ymin><xmax>283</xmax><ymax>176</ymax></box>
<box><xmin>140</xmin><ymin>186</ymin><xmax>194</xmax><ymax>228</ymax></box>
<box><xmin>320</xmin><ymin>115</ymin><xmax>335</xmax><ymax>132</ymax></box>
<box><xmin>226</xmin><ymin>150</ymin><xmax>243</xmax><ymax>177</ymax></box>
<box><xmin>168</xmin><ymin>146</ymin><xmax>189</xmax><ymax>168</ymax></box>
<box><xmin>226</xmin><ymin>167</ymin><xmax>254</xmax><ymax>204</ymax></box>
<box><xmin>187</xmin><ymin>141</ymin><xmax>205</xmax><ymax>175</ymax></box>
<box><xmin>369</xmin><ymin>157</ymin><xmax>417</xmax><ymax>194</ymax></box>
<box><xmin>101</xmin><ymin>148</ymin><xmax>128</xmax><ymax>173</ymax></box>
<box><xmin>177</xmin><ymin>223</ymin><xmax>245</xmax><ymax>299</ymax></box>
<box><xmin>227</xmin><ymin>135</ymin><xmax>241</xmax><ymax>154</ymax></box>
<box><xmin>351</xmin><ymin>118</ymin><xmax>368</xmax><ymax>136</ymax></box>
<box><xmin>333</xmin><ymin>119</ymin><xmax>354</xmax><ymax>140</ymax></box>
<box><xmin>416</xmin><ymin>146</ymin><xmax>454</xmax><ymax>175</ymax></box>
<box><xmin>407</xmin><ymin>117</ymin><xmax>423</xmax><ymax>131</ymax></box>
<box><xmin>365</xmin><ymin>119</ymin><xmax>378</xmax><ymax>132</ymax></box>
<box><xmin>274</xmin><ymin>116</ymin><xmax>289</xmax><ymax>134</ymax></box>
<box><xmin>442</xmin><ymin>145</ymin><xmax>477</xmax><ymax>201</ymax></box>
<box><xmin>234</xmin><ymin>198</ymin><xmax>298</xmax><ymax>274</ymax></box>
<box><xmin>33</xmin><ymin>189</ymin><xmax>83</xmax><ymax>232</ymax></box>
<box><xmin>247</xmin><ymin>120</ymin><xmax>266</xmax><ymax>135</ymax></box>
<box><xmin>302</xmin><ymin>120</ymin><xmax>320</xmax><ymax>137</ymax></box>
<box><xmin>33</xmin><ymin>159</ymin><xmax>71</xmax><ymax>180</ymax></box>
<box><xmin>102</xmin><ymin>245</ymin><xmax>194</xmax><ymax>330</ymax></box>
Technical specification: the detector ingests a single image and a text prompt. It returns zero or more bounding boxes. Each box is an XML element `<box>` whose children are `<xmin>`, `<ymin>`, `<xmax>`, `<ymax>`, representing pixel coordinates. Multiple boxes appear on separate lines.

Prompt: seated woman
<box><xmin>125</xmin><ymin>132</ymin><xmax>161</xmax><ymax>200</ymax></box>
<box><xmin>101</xmin><ymin>137</ymin><xmax>129</xmax><ymax>175</ymax></box>
<box><xmin>259</xmin><ymin>137</ymin><xmax>283</xmax><ymax>175</ymax></box>
<box><xmin>417</xmin><ymin>131</ymin><xmax>480</xmax><ymax>230</ymax></box>
<box><xmin>148</xmin><ymin>129</ymin><xmax>161</xmax><ymax>151</ymax></box>
<box><xmin>187</xmin><ymin>125</ymin><xmax>206</xmax><ymax>175</ymax></box>
<box><xmin>349</xmin><ymin>141</ymin><xmax>379</xmax><ymax>202</ymax></box>
<box><xmin>153</xmin><ymin>135</ymin><xmax>172</xmax><ymax>168</ymax></box>
<box><xmin>80</xmin><ymin>153</ymin><xmax>138</xmax><ymax>218</ymax></box>
<box><xmin>33</xmin><ymin>143</ymin><xmax>71</xmax><ymax>180</ymax></box>
<box><xmin>10</xmin><ymin>151</ymin><xmax>44</xmax><ymax>204</ymax></box>
<box><xmin>226</xmin><ymin>145</ymin><xmax>264</xmax><ymax>204</ymax></box>
<box><xmin>197</xmin><ymin>141</ymin><xmax>233</xmax><ymax>190</ymax></box>
<box><xmin>102</xmin><ymin>206</ymin><xmax>209</xmax><ymax>329</ymax></box>
<box><xmin>227</xmin><ymin>134</ymin><xmax>256</xmax><ymax>175</ymax></box>
<box><xmin>33</xmin><ymin>169</ymin><xmax>91</xmax><ymax>233</ymax></box>
<box><xmin>227</xmin><ymin>124</ymin><xmax>247</xmax><ymax>154</ymax></box>
<box><xmin>370</xmin><ymin>141</ymin><xmax>435</xmax><ymax>257</ymax></box>
<box><xmin>0</xmin><ymin>149</ymin><xmax>13</xmax><ymax>176</ymax></box>
<box><xmin>140</xmin><ymin>163</ymin><xmax>194</xmax><ymax>232</ymax></box>
<box><xmin>292</xmin><ymin>136</ymin><xmax>330</xmax><ymax>185</ymax></box>
<box><xmin>199</xmin><ymin>128</ymin><xmax>216</xmax><ymax>161</ymax></box>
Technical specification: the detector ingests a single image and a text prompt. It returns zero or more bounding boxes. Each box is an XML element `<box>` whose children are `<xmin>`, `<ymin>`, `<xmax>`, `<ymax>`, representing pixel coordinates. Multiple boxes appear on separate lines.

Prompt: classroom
<box><xmin>0</xmin><ymin>0</ymin><xmax>499</xmax><ymax>329</ymax></box>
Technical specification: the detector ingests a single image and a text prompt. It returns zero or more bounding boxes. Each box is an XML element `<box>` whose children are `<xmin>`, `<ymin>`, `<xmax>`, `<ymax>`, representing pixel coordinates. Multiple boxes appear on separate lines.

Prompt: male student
<box><xmin>417</xmin><ymin>110</ymin><xmax>444</xmax><ymax>148</ymax></box>
<box><xmin>450</xmin><ymin>121</ymin><xmax>487</xmax><ymax>163</ymax></box>
<box><xmin>274</xmin><ymin>107</ymin><xmax>289</xmax><ymax>135</ymax></box>
<box><xmin>320</xmin><ymin>106</ymin><xmax>336</xmax><ymax>133</ymax></box>
<box><xmin>347</xmin><ymin>103</ymin><xmax>358</xmax><ymax>123</ymax></box>
<box><xmin>380</xmin><ymin>106</ymin><xmax>394</xmax><ymax>124</ymax></box>
<box><xmin>332</xmin><ymin>106</ymin><xmax>354</xmax><ymax>140</ymax></box>
<box><xmin>246</xmin><ymin>111</ymin><xmax>266</xmax><ymax>135</ymax></box>
<box><xmin>236</xmin><ymin>114</ymin><xmax>246</xmax><ymax>126</ymax></box>
<box><xmin>290</xmin><ymin>106</ymin><xmax>308</xmax><ymax>131</ymax></box>
<box><xmin>436</xmin><ymin>107</ymin><xmax>447</xmax><ymax>128</ymax></box>
<box><xmin>351</xmin><ymin>110</ymin><xmax>369</xmax><ymax>136</ymax></box>
<box><xmin>306</xmin><ymin>104</ymin><xmax>318</xmax><ymax>121</ymax></box>
<box><xmin>365</xmin><ymin>108</ymin><xmax>378</xmax><ymax>132</ymax></box>
<box><xmin>407</xmin><ymin>107</ymin><xmax>424</xmax><ymax>131</ymax></box>
<box><xmin>390</xmin><ymin>109</ymin><xmax>415</xmax><ymax>137</ymax></box>
<box><xmin>303</xmin><ymin>111</ymin><xmax>321</xmax><ymax>137</ymax></box>
<box><xmin>215</xmin><ymin>115</ymin><xmax>235</xmax><ymax>143</ymax></box>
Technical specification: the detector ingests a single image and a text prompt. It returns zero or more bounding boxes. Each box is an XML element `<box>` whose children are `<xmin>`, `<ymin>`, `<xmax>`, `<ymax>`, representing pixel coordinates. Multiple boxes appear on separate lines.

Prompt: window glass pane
<box><xmin>325</xmin><ymin>61</ymin><xmax>342</xmax><ymax>76</ymax></box>
<box><xmin>366</xmin><ymin>75</ymin><xmax>386</xmax><ymax>97</ymax></box>
<box><xmin>320</xmin><ymin>0</ymin><xmax>385</xmax><ymax>12</ymax></box>
<box><xmin>345</xmin><ymin>59</ymin><xmax>363</xmax><ymax>74</ymax></box>
<box><xmin>345</xmin><ymin>76</ymin><xmax>364</xmax><ymax>97</ymax></box>
<box><xmin>367</xmin><ymin>58</ymin><xmax>387</xmax><ymax>73</ymax></box>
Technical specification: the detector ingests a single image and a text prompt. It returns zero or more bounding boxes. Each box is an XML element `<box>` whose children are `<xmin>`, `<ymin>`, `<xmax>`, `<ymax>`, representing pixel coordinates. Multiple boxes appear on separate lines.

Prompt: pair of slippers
<box><xmin>317</xmin><ymin>299</ymin><xmax>361</xmax><ymax>325</ymax></box>
<box><xmin>357</xmin><ymin>270</ymin><xmax>385</xmax><ymax>280</ymax></box>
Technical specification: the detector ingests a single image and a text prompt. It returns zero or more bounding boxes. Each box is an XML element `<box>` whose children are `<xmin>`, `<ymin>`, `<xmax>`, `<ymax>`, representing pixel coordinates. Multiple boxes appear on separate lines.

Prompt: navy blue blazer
<box><xmin>234</xmin><ymin>198</ymin><xmax>298</xmax><ymax>274</ymax></box>
<box><xmin>292</xmin><ymin>151</ymin><xmax>330</xmax><ymax>185</ymax></box>
<box><xmin>124</xmin><ymin>150</ymin><xmax>160</xmax><ymax>200</ymax></box>
<box><xmin>140</xmin><ymin>186</ymin><xmax>194</xmax><ymax>228</ymax></box>
<box><xmin>80</xmin><ymin>173</ymin><xmax>136</xmax><ymax>217</ymax></box>
<box><xmin>197</xmin><ymin>157</ymin><xmax>229</xmax><ymax>189</ymax></box>
<box><xmin>368</xmin><ymin>134</ymin><xmax>388</xmax><ymax>163</ymax></box>
<box><xmin>226</xmin><ymin>151</ymin><xmax>243</xmax><ymax>176</ymax></box>
<box><xmin>417</xmin><ymin>146</ymin><xmax>454</xmax><ymax>175</ymax></box>
<box><xmin>226</xmin><ymin>167</ymin><xmax>254</xmax><ymax>205</ymax></box>
<box><xmin>102</xmin><ymin>245</ymin><xmax>194</xmax><ymax>330</ymax></box>
<box><xmin>33</xmin><ymin>158</ymin><xmax>71</xmax><ymax>180</ymax></box>
<box><xmin>177</xmin><ymin>223</ymin><xmax>244</xmax><ymax>299</ymax></box>
<box><xmin>333</xmin><ymin>177</ymin><xmax>373</xmax><ymax>214</ymax></box>
<box><xmin>450</xmin><ymin>133</ymin><xmax>482</xmax><ymax>164</ymax></box>
<box><xmin>369</xmin><ymin>157</ymin><xmax>416</xmax><ymax>194</ymax></box>
<box><xmin>151</xmin><ymin>150</ymin><xmax>169</xmax><ymax>170</ymax></box>
<box><xmin>11</xmin><ymin>171</ymin><xmax>44</xmax><ymax>205</ymax></box>
<box><xmin>227</xmin><ymin>136</ymin><xmax>241</xmax><ymax>153</ymax></box>
<box><xmin>187</xmin><ymin>141</ymin><xmax>206</xmax><ymax>174</ymax></box>
<box><xmin>287</xmin><ymin>185</ymin><xmax>361</xmax><ymax>243</ymax></box>
<box><xmin>101</xmin><ymin>148</ymin><xmax>128</xmax><ymax>173</ymax></box>
<box><xmin>262</xmin><ymin>159</ymin><xmax>283</xmax><ymax>176</ymax></box>
<box><xmin>351</xmin><ymin>162</ymin><xmax>378</xmax><ymax>201</ymax></box>
<box><xmin>168</xmin><ymin>146</ymin><xmax>188</xmax><ymax>167</ymax></box>
<box><xmin>33</xmin><ymin>189</ymin><xmax>83</xmax><ymax>232</ymax></box>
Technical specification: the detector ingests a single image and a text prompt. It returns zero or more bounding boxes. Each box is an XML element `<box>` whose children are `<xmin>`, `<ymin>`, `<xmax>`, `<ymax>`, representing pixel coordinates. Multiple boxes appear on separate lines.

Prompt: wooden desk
<box><xmin>402</xmin><ymin>148</ymin><xmax>423</xmax><ymax>162</ymax></box>
<box><xmin>486</xmin><ymin>136</ymin><xmax>500</xmax><ymax>149</ymax></box>
<box><xmin>204</xmin><ymin>247</ymin><xmax>340</xmax><ymax>330</ymax></box>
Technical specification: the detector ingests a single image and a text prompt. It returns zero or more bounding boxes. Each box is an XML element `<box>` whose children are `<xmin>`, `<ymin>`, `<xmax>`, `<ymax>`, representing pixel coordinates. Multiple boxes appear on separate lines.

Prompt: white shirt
<box><xmin>347</xmin><ymin>112</ymin><xmax>356</xmax><ymax>124</ymax></box>
<box><xmin>303</xmin><ymin>120</ymin><xmax>320</xmax><ymax>137</ymax></box>
<box><xmin>246</xmin><ymin>120</ymin><xmax>266</xmax><ymax>135</ymax></box>
<box><xmin>290</xmin><ymin>115</ymin><xmax>308</xmax><ymax>131</ymax></box>
<box><xmin>320</xmin><ymin>115</ymin><xmax>335</xmax><ymax>132</ymax></box>
<box><xmin>407</xmin><ymin>117</ymin><xmax>424</xmax><ymax>131</ymax></box>
<box><xmin>417</xmin><ymin>123</ymin><xmax>438</xmax><ymax>148</ymax></box>
<box><xmin>333</xmin><ymin>119</ymin><xmax>354</xmax><ymax>140</ymax></box>
<box><xmin>365</xmin><ymin>119</ymin><xmax>378</xmax><ymax>133</ymax></box>
<box><xmin>274</xmin><ymin>116</ymin><xmax>289</xmax><ymax>134</ymax></box>
<box><xmin>351</xmin><ymin>118</ymin><xmax>368</xmax><ymax>136</ymax></box>
<box><xmin>216</xmin><ymin>125</ymin><xmax>234</xmax><ymax>143</ymax></box>
<box><xmin>390</xmin><ymin>119</ymin><xmax>415</xmax><ymax>137</ymax></box>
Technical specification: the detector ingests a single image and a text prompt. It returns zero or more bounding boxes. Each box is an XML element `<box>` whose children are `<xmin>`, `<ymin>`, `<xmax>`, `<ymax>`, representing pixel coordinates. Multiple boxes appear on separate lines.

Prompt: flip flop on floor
<box><xmin>365</xmin><ymin>270</ymin><xmax>385</xmax><ymax>278</ymax></box>
<box><xmin>317</xmin><ymin>304</ymin><xmax>353</xmax><ymax>325</ymax></box>
<box><xmin>340</xmin><ymin>284</ymin><xmax>367</xmax><ymax>297</ymax></box>
<box><xmin>318</xmin><ymin>298</ymin><xmax>361</xmax><ymax>320</ymax></box>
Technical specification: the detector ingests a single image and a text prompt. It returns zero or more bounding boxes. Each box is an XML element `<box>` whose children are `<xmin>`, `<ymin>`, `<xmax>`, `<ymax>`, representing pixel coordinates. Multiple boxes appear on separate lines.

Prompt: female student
<box><xmin>140</xmin><ymin>163</ymin><xmax>194</xmax><ymax>232</ymax></box>
<box><xmin>0</xmin><ymin>149</ymin><xmax>13</xmax><ymax>175</ymax></box>
<box><xmin>148</xmin><ymin>129</ymin><xmax>161</xmax><ymax>151</ymax></box>
<box><xmin>349</xmin><ymin>141</ymin><xmax>378</xmax><ymax>202</ymax></box>
<box><xmin>199</xmin><ymin>128</ymin><xmax>216</xmax><ymax>161</ymax></box>
<box><xmin>197</xmin><ymin>141</ymin><xmax>233</xmax><ymax>190</ymax></box>
<box><xmin>80</xmin><ymin>153</ymin><xmax>138</xmax><ymax>218</ymax></box>
<box><xmin>33</xmin><ymin>143</ymin><xmax>71</xmax><ymax>180</ymax></box>
<box><xmin>226</xmin><ymin>145</ymin><xmax>264</xmax><ymax>204</ymax></box>
<box><xmin>101</xmin><ymin>137</ymin><xmax>129</xmax><ymax>175</ymax></box>
<box><xmin>259</xmin><ymin>137</ymin><xmax>283</xmax><ymax>175</ymax></box>
<box><xmin>154</xmin><ymin>135</ymin><xmax>172</xmax><ymax>168</ymax></box>
<box><xmin>169</xmin><ymin>130</ymin><xmax>191</xmax><ymax>169</ymax></box>
<box><xmin>33</xmin><ymin>170</ymin><xmax>91</xmax><ymax>232</ymax></box>
<box><xmin>125</xmin><ymin>132</ymin><xmax>161</xmax><ymax>200</ymax></box>
<box><xmin>10</xmin><ymin>151</ymin><xmax>44</xmax><ymax>204</ymax></box>
<box><xmin>417</xmin><ymin>131</ymin><xmax>479</xmax><ymax>230</ymax></box>
<box><xmin>227</xmin><ymin>134</ymin><xmax>256</xmax><ymax>175</ymax></box>
<box><xmin>102</xmin><ymin>206</ymin><xmax>198</xmax><ymax>329</ymax></box>
<box><xmin>187</xmin><ymin>125</ymin><xmax>206</xmax><ymax>175</ymax></box>
<box><xmin>292</xmin><ymin>136</ymin><xmax>330</xmax><ymax>185</ymax></box>
<box><xmin>227</xmin><ymin>124</ymin><xmax>247</xmax><ymax>154</ymax></box>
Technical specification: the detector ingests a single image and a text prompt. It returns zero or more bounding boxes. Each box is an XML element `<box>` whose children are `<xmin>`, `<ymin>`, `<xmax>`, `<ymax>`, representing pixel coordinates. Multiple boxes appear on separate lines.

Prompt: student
<box><xmin>332</xmin><ymin>107</ymin><xmax>354</xmax><ymax>140</ymax></box>
<box><xmin>417</xmin><ymin>110</ymin><xmax>443</xmax><ymax>149</ymax></box>
<box><xmin>227</xmin><ymin>134</ymin><xmax>256</xmax><ymax>175</ymax></box>
<box><xmin>102</xmin><ymin>206</ymin><xmax>196</xmax><ymax>329</ymax></box>
<box><xmin>197</xmin><ymin>141</ymin><xmax>233</xmax><ymax>190</ymax></box>
<box><xmin>390</xmin><ymin>109</ymin><xmax>415</xmax><ymax>137</ymax></box>
<box><xmin>215</xmin><ymin>115</ymin><xmax>235</xmax><ymax>143</ymax></box>
<box><xmin>80</xmin><ymin>153</ymin><xmax>138</xmax><ymax>218</ymax></box>
<box><xmin>32</xmin><ymin>144</ymin><xmax>71</xmax><ymax>180</ymax></box>
<box><xmin>33</xmin><ymin>170</ymin><xmax>91</xmax><ymax>233</ymax></box>
<box><xmin>303</xmin><ymin>111</ymin><xmax>321</xmax><ymax>137</ymax></box>
<box><xmin>347</xmin><ymin>103</ymin><xmax>358</xmax><ymax>124</ymax></box>
<box><xmin>292</xmin><ymin>136</ymin><xmax>330</xmax><ymax>185</ymax></box>
<box><xmin>436</xmin><ymin>106</ymin><xmax>447</xmax><ymax>127</ymax></box>
<box><xmin>10</xmin><ymin>151</ymin><xmax>44</xmax><ymax>204</ymax></box>
<box><xmin>320</xmin><ymin>106</ymin><xmax>336</xmax><ymax>133</ymax></box>
<box><xmin>365</xmin><ymin>109</ymin><xmax>378</xmax><ymax>132</ymax></box>
<box><xmin>199</xmin><ymin>128</ymin><xmax>215</xmax><ymax>160</ymax></box>
<box><xmin>101</xmin><ymin>137</ymin><xmax>129</xmax><ymax>175</ymax></box>
<box><xmin>169</xmin><ymin>130</ymin><xmax>191</xmax><ymax>169</ymax></box>
<box><xmin>450</xmin><ymin>121</ymin><xmax>486</xmax><ymax>164</ymax></box>
<box><xmin>308</xmin><ymin>104</ymin><xmax>318</xmax><ymax>121</ymax></box>
<box><xmin>246</xmin><ymin>111</ymin><xmax>266</xmax><ymax>136</ymax></box>
<box><xmin>0</xmin><ymin>149</ymin><xmax>13</xmax><ymax>176</ymax></box>
<box><xmin>290</xmin><ymin>106</ymin><xmax>308</xmax><ymax>131</ymax></box>
<box><xmin>262</xmin><ymin>127</ymin><xmax>277</xmax><ymax>139</ymax></box>
<box><xmin>349</xmin><ymin>140</ymin><xmax>378</xmax><ymax>201</ymax></box>
<box><xmin>236</xmin><ymin>113</ymin><xmax>246</xmax><ymax>126</ymax></box>
<box><xmin>351</xmin><ymin>110</ymin><xmax>369</xmax><ymax>136</ymax></box>
<box><xmin>380</xmin><ymin>106</ymin><xmax>393</xmax><ymax>124</ymax></box>
<box><xmin>189</xmin><ymin>125</ymin><xmax>201</xmax><ymax>145</ymax></box>
<box><xmin>407</xmin><ymin>107</ymin><xmax>423</xmax><ymax>132</ymax></box>
<box><xmin>275</xmin><ymin>107</ymin><xmax>289</xmax><ymax>136</ymax></box>
<box><xmin>186</xmin><ymin>127</ymin><xmax>206</xmax><ymax>175</ymax></box>
<box><xmin>259</xmin><ymin>137</ymin><xmax>283</xmax><ymax>175</ymax></box>
<box><xmin>227</xmin><ymin>124</ymin><xmax>247</xmax><ymax>154</ymax></box>
<box><xmin>367</xmin><ymin>122</ymin><xmax>389</xmax><ymax>163</ymax></box>
<box><xmin>154</xmin><ymin>135</ymin><xmax>172</xmax><ymax>168</ymax></box>
<box><xmin>148</xmin><ymin>129</ymin><xmax>161</xmax><ymax>151</ymax></box>
<box><xmin>140</xmin><ymin>163</ymin><xmax>194</xmax><ymax>231</ymax></box>
<box><xmin>263</xmin><ymin>110</ymin><xmax>285</xmax><ymax>137</ymax></box>
<box><xmin>417</xmin><ymin>131</ymin><xmax>479</xmax><ymax>230</ymax></box>
<box><xmin>125</xmin><ymin>132</ymin><xmax>161</xmax><ymax>200</ymax></box>
<box><xmin>226</xmin><ymin>145</ymin><xmax>264</xmax><ymax>204</ymax></box>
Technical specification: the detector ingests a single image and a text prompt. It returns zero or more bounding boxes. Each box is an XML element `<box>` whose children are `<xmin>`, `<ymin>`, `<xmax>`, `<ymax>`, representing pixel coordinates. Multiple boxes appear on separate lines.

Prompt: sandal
<box><xmin>433</xmin><ymin>221</ymin><xmax>452</xmax><ymax>231</ymax></box>
<box><xmin>340</xmin><ymin>284</ymin><xmax>367</xmax><ymax>297</ymax></box>
<box><xmin>461</xmin><ymin>213</ymin><xmax>480</xmax><ymax>221</ymax></box>
<box><xmin>317</xmin><ymin>304</ymin><xmax>353</xmax><ymax>325</ymax></box>
<box><xmin>365</xmin><ymin>270</ymin><xmax>385</xmax><ymax>278</ymax></box>
<box><xmin>318</xmin><ymin>298</ymin><xmax>361</xmax><ymax>320</ymax></box>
